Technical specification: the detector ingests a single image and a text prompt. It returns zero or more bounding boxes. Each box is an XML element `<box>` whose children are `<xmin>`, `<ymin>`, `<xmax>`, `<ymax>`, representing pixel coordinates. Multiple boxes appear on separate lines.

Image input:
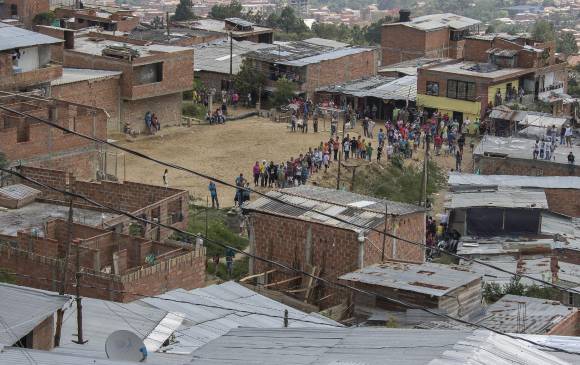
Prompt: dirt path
<box><xmin>114</xmin><ymin>117</ymin><xmax>364</xmax><ymax>206</ymax></box>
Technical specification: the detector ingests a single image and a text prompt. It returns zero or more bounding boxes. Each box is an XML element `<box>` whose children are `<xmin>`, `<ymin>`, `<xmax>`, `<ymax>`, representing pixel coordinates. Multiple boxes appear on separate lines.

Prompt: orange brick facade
<box><xmin>248</xmin><ymin>211</ymin><xmax>425</xmax><ymax>308</ymax></box>
<box><xmin>0</xmin><ymin>0</ymin><xmax>49</xmax><ymax>26</ymax></box>
<box><xmin>474</xmin><ymin>155</ymin><xmax>580</xmax><ymax>178</ymax></box>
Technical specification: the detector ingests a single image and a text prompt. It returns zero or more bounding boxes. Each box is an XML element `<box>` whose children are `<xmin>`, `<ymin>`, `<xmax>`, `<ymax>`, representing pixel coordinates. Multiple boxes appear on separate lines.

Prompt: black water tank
<box><xmin>399</xmin><ymin>9</ymin><xmax>411</xmax><ymax>22</ymax></box>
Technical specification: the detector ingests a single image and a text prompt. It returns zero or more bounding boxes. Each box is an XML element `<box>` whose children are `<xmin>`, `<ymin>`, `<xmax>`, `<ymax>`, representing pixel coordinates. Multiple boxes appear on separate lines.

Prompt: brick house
<box><xmin>381</xmin><ymin>11</ymin><xmax>481</xmax><ymax>66</ymax></box>
<box><xmin>0</xmin><ymin>0</ymin><xmax>49</xmax><ymax>27</ymax></box>
<box><xmin>246</xmin><ymin>40</ymin><xmax>377</xmax><ymax>99</ymax></box>
<box><xmin>0</xmin><ymin>93</ymin><xmax>108</xmax><ymax>180</ymax></box>
<box><xmin>243</xmin><ymin>186</ymin><xmax>425</xmax><ymax>309</ymax></box>
<box><xmin>176</xmin><ymin>18</ymin><xmax>273</xmax><ymax>44</ymax></box>
<box><xmin>45</xmin><ymin>30</ymin><xmax>195</xmax><ymax>132</ymax></box>
<box><xmin>0</xmin><ymin>23</ymin><xmax>63</xmax><ymax>93</ymax></box>
<box><xmin>416</xmin><ymin>34</ymin><xmax>567</xmax><ymax>122</ymax></box>
<box><xmin>12</xmin><ymin>166</ymin><xmax>190</xmax><ymax>241</ymax></box>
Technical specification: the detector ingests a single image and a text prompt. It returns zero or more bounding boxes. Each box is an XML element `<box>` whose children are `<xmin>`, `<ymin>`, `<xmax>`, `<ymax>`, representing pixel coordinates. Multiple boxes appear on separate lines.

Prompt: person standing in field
<box><xmin>162</xmin><ymin>169</ymin><xmax>169</xmax><ymax>188</ymax></box>
<box><xmin>209</xmin><ymin>180</ymin><xmax>219</xmax><ymax>209</ymax></box>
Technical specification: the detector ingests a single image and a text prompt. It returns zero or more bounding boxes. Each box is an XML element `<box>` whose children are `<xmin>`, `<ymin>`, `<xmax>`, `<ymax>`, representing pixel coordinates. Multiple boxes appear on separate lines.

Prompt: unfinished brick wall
<box><xmin>249</xmin><ymin>210</ymin><xmax>425</xmax><ymax>308</ymax></box>
<box><xmin>464</xmin><ymin>38</ymin><xmax>492</xmax><ymax>63</ymax></box>
<box><xmin>548</xmin><ymin>311</ymin><xmax>580</xmax><ymax>336</ymax></box>
<box><xmin>381</xmin><ymin>25</ymin><xmax>452</xmax><ymax>66</ymax></box>
<box><xmin>0</xmin><ymin>0</ymin><xmax>49</xmax><ymax>26</ymax></box>
<box><xmin>545</xmin><ymin>189</ymin><xmax>580</xmax><ymax>217</ymax></box>
<box><xmin>52</xmin><ymin>76</ymin><xmax>122</xmax><ymax>133</ymax></box>
<box><xmin>0</xmin><ymin>99</ymin><xmax>107</xmax><ymax>180</ymax></box>
<box><xmin>31</xmin><ymin>315</ymin><xmax>55</xmax><ymax>350</ymax></box>
<box><xmin>121</xmin><ymin>92</ymin><xmax>183</xmax><ymax>131</ymax></box>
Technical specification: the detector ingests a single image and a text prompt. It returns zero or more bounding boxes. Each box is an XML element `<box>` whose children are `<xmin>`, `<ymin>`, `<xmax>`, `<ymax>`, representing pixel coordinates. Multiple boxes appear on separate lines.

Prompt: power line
<box><xmin>1</xmin><ymin>169</ymin><xmax>579</xmax><ymax>355</ymax></box>
<box><xmin>0</xmin><ymin>99</ymin><xmax>577</xmax><ymax>297</ymax></box>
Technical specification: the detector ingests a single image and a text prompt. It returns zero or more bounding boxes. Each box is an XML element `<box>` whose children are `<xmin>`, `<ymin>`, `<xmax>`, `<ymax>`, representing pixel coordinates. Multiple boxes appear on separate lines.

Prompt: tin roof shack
<box><xmin>128</xmin><ymin>26</ymin><xmax>225</xmax><ymax>47</ymax></box>
<box><xmin>0</xmin><ymin>0</ymin><xmax>49</xmax><ymax>27</ymax></box>
<box><xmin>0</xmin><ymin>93</ymin><xmax>108</xmax><ymax>180</ymax></box>
<box><xmin>478</xmin><ymin>294</ymin><xmax>579</xmax><ymax>335</ymax></box>
<box><xmin>243</xmin><ymin>185</ymin><xmax>425</xmax><ymax>309</ymax></box>
<box><xmin>0</xmin><ymin>218</ymin><xmax>205</xmax><ymax>302</ymax></box>
<box><xmin>381</xmin><ymin>12</ymin><xmax>481</xmax><ymax>66</ymax></box>
<box><xmin>474</xmin><ymin>136</ymin><xmax>580</xmax><ymax>177</ymax></box>
<box><xmin>0</xmin><ymin>283</ymin><xmax>69</xmax><ymax>350</ymax></box>
<box><xmin>0</xmin><ymin>24</ymin><xmax>63</xmax><ymax>92</ymax></box>
<box><xmin>315</xmin><ymin>75</ymin><xmax>416</xmax><ymax>122</ymax></box>
<box><xmin>449</xmin><ymin>173</ymin><xmax>580</xmax><ymax>218</ymax></box>
<box><xmin>339</xmin><ymin>261</ymin><xmax>483</xmax><ymax>322</ymax></box>
<box><xmin>378</xmin><ymin>57</ymin><xmax>448</xmax><ymax>78</ymax></box>
<box><xmin>192</xmin><ymin>39</ymin><xmax>273</xmax><ymax>92</ymax></box>
<box><xmin>54</xmin><ymin>6</ymin><xmax>139</xmax><ymax>32</ymax></box>
<box><xmin>246</xmin><ymin>40</ymin><xmax>377</xmax><ymax>98</ymax></box>
<box><xmin>176</xmin><ymin>17</ymin><xmax>273</xmax><ymax>44</ymax></box>
<box><xmin>61</xmin><ymin>30</ymin><xmax>193</xmax><ymax>130</ymax></box>
<box><xmin>445</xmin><ymin>188</ymin><xmax>547</xmax><ymax>237</ymax></box>
<box><xmin>187</xmin><ymin>327</ymin><xmax>575</xmax><ymax>365</ymax></box>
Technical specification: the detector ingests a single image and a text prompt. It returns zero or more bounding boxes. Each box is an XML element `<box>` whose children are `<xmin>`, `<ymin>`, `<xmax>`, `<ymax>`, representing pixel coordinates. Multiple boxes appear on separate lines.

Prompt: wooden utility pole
<box><xmin>55</xmin><ymin>181</ymin><xmax>74</xmax><ymax>347</ymax></box>
<box><xmin>381</xmin><ymin>203</ymin><xmax>388</xmax><ymax>262</ymax></box>
<box><xmin>229</xmin><ymin>32</ymin><xmax>233</xmax><ymax>83</ymax></box>
<box><xmin>419</xmin><ymin>135</ymin><xmax>430</xmax><ymax>208</ymax></box>
<box><xmin>336</xmin><ymin>111</ymin><xmax>346</xmax><ymax>190</ymax></box>
<box><xmin>73</xmin><ymin>239</ymin><xmax>87</xmax><ymax>344</ymax></box>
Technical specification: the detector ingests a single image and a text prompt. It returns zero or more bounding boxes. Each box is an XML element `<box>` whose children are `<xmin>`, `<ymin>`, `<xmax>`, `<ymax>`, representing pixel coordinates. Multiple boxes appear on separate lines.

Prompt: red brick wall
<box><xmin>121</xmin><ymin>92</ymin><xmax>183</xmax><ymax>130</ymax></box>
<box><xmin>548</xmin><ymin>311</ymin><xmax>580</xmax><ymax>336</ymax></box>
<box><xmin>249</xmin><ymin>210</ymin><xmax>424</xmax><ymax>307</ymax></box>
<box><xmin>52</xmin><ymin>76</ymin><xmax>122</xmax><ymax>133</ymax></box>
<box><xmin>545</xmin><ymin>189</ymin><xmax>580</xmax><ymax>217</ymax></box>
<box><xmin>464</xmin><ymin>38</ymin><xmax>492</xmax><ymax>63</ymax></box>
<box><xmin>381</xmin><ymin>25</ymin><xmax>452</xmax><ymax>66</ymax></box>
<box><xmin>0</xmin><ymin>101</ymin><xmax>107</xmax><ymax>180</ymax></box>
<box><xmin>0</xmin><ymin>0</ymin><xmax>49</xmax><ymax>26</ymax></box>
<box><xmin>304</xmin><ymin>49</ymin><xmax>376</xmax><ymax>98</ymax></box>
<box><xmin>32</xmin><ymin>315</ymin><xmax>55</xmax><ymax>350</ymax></box>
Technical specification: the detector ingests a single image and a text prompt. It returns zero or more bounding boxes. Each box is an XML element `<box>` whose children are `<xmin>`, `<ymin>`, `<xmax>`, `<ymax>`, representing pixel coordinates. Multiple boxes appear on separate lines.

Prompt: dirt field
<box><xmin>114</xmin><ymin>116</ymin><xmax>364</xmax><ymax>206</ymax></box>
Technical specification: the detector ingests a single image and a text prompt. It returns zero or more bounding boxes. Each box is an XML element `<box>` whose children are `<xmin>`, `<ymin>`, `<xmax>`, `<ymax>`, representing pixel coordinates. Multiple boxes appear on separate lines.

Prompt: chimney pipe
<box><xmin>399</xmin><ymin>9</ymin><xmax>411</xmax><ymax>22</ymax></box>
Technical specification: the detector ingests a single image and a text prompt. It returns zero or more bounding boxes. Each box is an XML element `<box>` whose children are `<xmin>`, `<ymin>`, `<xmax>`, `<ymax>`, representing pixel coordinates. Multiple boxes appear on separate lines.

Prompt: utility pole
<box><xmin>381</xmin><ymin>203</ymin><xmax>388</xmax><ymax>262</ymax></box>
<box><xmin>229</xmin><ymin>31</ymin><xmax>233</xmax><ymax>89</ymax></box>
<box><xmin>166</xmin><ymin>12</ymin><xmax>170</xmax><ymax>38</ymax></box>
<box><xmin>419</xmin><ymin>135</ymin><xmax>430</xmax><ymax>208</ymax></box>
<box><xmin>55</xmin><ymin>179</ymin><xmax>74</xmax><ymax>347</ymax></box>
<box><xmin>336</xmin><ymin>110</ymin><xmax>346</xmax><ymax>190</ymax></box>
<box><xmin>73</xmin><ymin>239</ymin><xmax>87</xmax><ymax>344</ymax></box>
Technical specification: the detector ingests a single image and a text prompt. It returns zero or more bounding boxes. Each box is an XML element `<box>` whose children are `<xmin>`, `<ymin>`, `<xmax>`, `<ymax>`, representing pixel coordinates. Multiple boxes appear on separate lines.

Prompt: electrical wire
<box><xmin>0</xmin><ymin>99</ymin><xmax>577</xmax><ymax>297</ymax></box>
<box><xmin>1</xmin><ymin>168</ymin><xmax>579</xmax><ymax>355</ymax></box>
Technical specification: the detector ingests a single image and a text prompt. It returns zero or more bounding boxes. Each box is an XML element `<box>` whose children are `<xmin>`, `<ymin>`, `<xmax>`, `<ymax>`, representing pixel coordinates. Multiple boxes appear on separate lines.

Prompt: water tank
<box><xmin>399</xmin><ymin>9</ymin><xmax>411</xmax><ymax>22</ymax></box>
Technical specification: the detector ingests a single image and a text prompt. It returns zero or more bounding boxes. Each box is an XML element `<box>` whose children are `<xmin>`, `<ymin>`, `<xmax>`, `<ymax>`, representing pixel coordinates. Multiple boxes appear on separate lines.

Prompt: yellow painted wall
<box><xmin>488</xmin><ymin>79</ymin><xmax>519</xmax><ymax>103</ymax></box>
<box><xmin>417</xmin><ymin>94</ymin><xmax>480</xmax><ymax>121</ymax></box>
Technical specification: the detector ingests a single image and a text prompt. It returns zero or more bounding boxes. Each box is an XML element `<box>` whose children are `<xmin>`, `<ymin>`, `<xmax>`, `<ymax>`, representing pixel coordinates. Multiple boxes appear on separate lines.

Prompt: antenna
<box><xmin>105</xmin><ymin>330</ymin><xmax>147</xmax><ymax>362</ymax></box>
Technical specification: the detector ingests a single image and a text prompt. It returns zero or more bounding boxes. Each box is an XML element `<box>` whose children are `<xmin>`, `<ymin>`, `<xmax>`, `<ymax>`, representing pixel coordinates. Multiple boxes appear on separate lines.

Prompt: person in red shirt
<box><xmin>434</xmin><ymin>134</ymin><xmax>443</xmax><ymax>156</ymax></box>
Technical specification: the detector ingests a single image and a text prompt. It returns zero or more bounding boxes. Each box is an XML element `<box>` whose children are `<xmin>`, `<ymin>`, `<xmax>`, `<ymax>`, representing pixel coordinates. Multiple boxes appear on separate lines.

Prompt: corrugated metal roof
<box><xmin>0</xmin><ymin>284</ymin><xmax>70</xmax><ymax>346</ymax></box>
<box><xmin>193</xmin><ymin>39</ymin><xmax>272</xmax><ymax>74</ymax></box>
<box><xmin>141</xmin><ymin>281</ymin><xmax>340</xmax><ymax>354</ymax></box>
<box><xmin>489</xmin><ymin>105</ymin><xmax>527</xmax><ymax>121</ymax></box>
<box><xmin>448</xmin><ymin>173</ymin><xmax>580</xmax><ymax>190</ymax></box>
<box><xmin>0</xmin><ymin>23</ymin><xmax>63</xmax><ymax>51</ymax></box>
<box><xmin>303</xmin><ymin>37</ymin><xmax>349</xmax><ymax>49</ymax></box>
<box><xmin>445</xmin><ymin>189</ymin><xmax>548</xmax><ymax>209</ymax></box>
<box><xmin>518</xmin><ymin>334</ymin><xmax>580</xmax><ymax>364</ymax></box>
<box><xmin>51</xmin><ymin>68</ymin><xmax>122</xmax><ymax>86</ymax></box>
<box><xmin>477</xmin><ymin>294</ymin><xmax>577</xmax><ymax>334</ymax></box>
<box><xmin>245</xmin><ymin>186</ymin><xmax>422</xmax><ymax>232</ymax></box>
<box><xmin>396</xmin><ymin>13</ymin><xmax>481</xmax><ymax>31</ymax></box>
<box><xmin>281</xmin><ymin>47</ymin><xmax>373</xmax><ymax>67</ymax></box>
<box><xmin>188</xmin><ymin>328</ymin><xmax>571</xmax><ymax>365</ymax></box>
<box><xmin>486</xmin><ymin>48</ymin><xmax>519</xmax><ymax>57</ymax></box>
<box><xmin>522</xmin><ymin>113</ymin><xmax>568</xmax><ymax>128</ymax></box>
<box><xmin>225</xmin><ymin>17</ymin><xmax>254</xmax><ymax>28</ymax></box>
<box><xmin>339</xmin><ymin>261</ymin><xmax>481</xmax><ymax>297</ymax></box>
<box><xmin>318</xmin><ymin>76</ymin><xmax>417</xmax><ymax>101</ymax></box>
<box><xmin>474</xmin><ymin>136</ymin><xmax>580</xmax><ymax>165</ymax></box>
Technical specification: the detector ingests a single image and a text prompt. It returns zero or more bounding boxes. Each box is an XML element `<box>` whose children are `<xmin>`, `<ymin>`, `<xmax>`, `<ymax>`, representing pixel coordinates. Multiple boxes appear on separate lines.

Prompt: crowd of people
<box><xmin>144</xmin><ymin>111</ymin><xmax>160</xmax><ymax>134</ymax></box>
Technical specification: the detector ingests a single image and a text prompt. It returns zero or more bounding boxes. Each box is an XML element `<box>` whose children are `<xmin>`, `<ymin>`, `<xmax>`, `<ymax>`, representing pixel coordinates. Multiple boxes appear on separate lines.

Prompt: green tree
<box><xmin>557</xmin><ymin>32</ymin><xmax>579</xmax><ymax>55</ymax></box>
<box><xmin>209</xmin><ymin>1</ymin><xmax>243</xmax><ymax>20</ymax></box>
<box><xmin>531</xmin><ymin>20</ymin><xmax>555</xmax><ymax>42</ymax></box>
<box><xmin>365</xmin><ymin>16</ymin><xmax>394</xmax><ymax>45</ymax></box>
<box><xmin>234</xmin><ymin>59</ymin><xmax>265</xmax><ymax>98</ymax></box>
<box><xmin>272</xmin><ymin>77</ymin><xmax>296</xmax><ymax>107</ymax></box>
<box><xmin>268</xmin><ymin>7</ymin><xmax>309</xmax><ymax>34</ymax></box>
<box><xmin>173</xmin><ymin>0</ymin><xmax>195</xmax><ymax>21</ymax></box>
<box><xmin>485</xmin><ymin>23</ymin><xmax>496</xmax><ymax>34</ymax></box>
<box><xmin>33</xmin><ymin>11</ymin><xmax>55</xmax><ymax>26</ymax></box>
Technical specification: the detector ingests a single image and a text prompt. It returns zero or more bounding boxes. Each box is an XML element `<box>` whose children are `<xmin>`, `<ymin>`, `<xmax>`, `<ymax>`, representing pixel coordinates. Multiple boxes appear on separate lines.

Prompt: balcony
<box><xmin>0</xmin><ymin>63</ymin><xmax>62</xmax><ymax>90</ymax></box>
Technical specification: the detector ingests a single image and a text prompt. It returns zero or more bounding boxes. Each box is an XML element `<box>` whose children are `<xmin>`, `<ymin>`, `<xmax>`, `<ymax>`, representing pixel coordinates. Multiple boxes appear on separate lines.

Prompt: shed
<box><xmin>339</xmin><ymin>261</ymin><xmax>483</xmax><ymax>319</ymax></box>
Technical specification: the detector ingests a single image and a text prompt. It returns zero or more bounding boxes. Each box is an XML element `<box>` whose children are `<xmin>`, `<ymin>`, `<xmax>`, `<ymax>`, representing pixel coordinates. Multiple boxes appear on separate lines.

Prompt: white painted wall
<box><xmin>16</xmin><ymin>46</ymin><xmax>39</xmax><ymax>72</ymax></box>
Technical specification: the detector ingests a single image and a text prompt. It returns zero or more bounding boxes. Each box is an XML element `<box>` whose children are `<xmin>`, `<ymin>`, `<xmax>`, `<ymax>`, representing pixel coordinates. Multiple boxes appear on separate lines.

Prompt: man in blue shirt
<box><xmin>208</xmin><ymin>180</ymin><xmax>219</xmax><ymax>209</ymax></box>
<box><xmin>377</xmin><ymin>128</ymin><xmax>385</xmax><ymax>148</ymax></box>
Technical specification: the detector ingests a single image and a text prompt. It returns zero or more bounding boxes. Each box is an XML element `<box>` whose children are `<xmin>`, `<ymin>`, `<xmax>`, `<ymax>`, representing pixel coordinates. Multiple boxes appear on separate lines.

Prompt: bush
<box><xmin>206</xmin><ymin>256</ymin><xmax>249</xmax><ymax>281</ymax></box>
<box><xmin>483</xmin><ymin>276</ymin><xmax>561</xmax><ymax>303</ymax></box>
<box><xmin>182</xmin><ymin>103</ymin><xmax>207</xmax><ymax>120</ymax></box>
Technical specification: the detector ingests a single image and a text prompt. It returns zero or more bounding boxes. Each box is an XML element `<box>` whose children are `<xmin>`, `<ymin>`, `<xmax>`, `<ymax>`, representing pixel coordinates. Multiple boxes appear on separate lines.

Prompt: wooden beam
<box><xmin>284</xmin><ymin>288</ymin><xmax>308</xmax><ymax>293</ymax></box>
<box><xmin>239</xmin><ymin>269</ymin><xmax>276</xmax><ymax>283</ymax></box>
<box><xmin>303</xmin><ymin>266</ymin><xmax>319</xmax><ymax>303</ymax></box>
<box><xmin>262</xmin><ymin>276</ymin><xmax>301</xmax><ymax>288</ymax></box>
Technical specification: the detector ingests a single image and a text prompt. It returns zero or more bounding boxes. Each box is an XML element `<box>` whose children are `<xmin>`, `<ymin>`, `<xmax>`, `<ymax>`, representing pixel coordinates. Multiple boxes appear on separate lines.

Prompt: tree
<box><xmin>268</xmin><ymin>7</ymin><xmax>309</xmax><ymax>34</ymax></box>
<box><xmin>272</xmin><ymin>77</ymin><xmax>296</xmax><ymax>107</ymax></box>
<box><xmin>173</xmin><ymin>0</ymin><xmax>195</xmax><ymax>21</ymax></box>
<box><xmin>234</xmin><ymin>59</ymin><xmax>265</xmax><ymax>99</ymax></box>
<box><xmin>557</xmin><ymin>32</ymin><xmax>579</xmax><ymax>55</ymax></box>
<box><xmin>485</xmin><ymin>23</ymin><xmax>496</xmax><ymax>34</ymax></box>
<box><xmin>33</xmin><ymin>11</ymin><xmax>55</xmax><ymax>26</ymax></box>
<box><xmin>209</xmin><ymin>1</ymin><xmax>243</xmax><ymax>20</ymax></box>
<box><xmin>531</xmin><ymin>20</ymin><xmax>555</xmax><ymax>42</ymax></box>
<box><xmin>365</xmin><ymin>16</ymin><xmax>394</xmax><ymax>45</ymax></box>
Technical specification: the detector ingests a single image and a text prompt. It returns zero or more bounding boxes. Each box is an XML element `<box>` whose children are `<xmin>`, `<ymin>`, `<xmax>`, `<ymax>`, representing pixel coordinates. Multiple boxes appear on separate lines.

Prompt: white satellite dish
<box><xmin>105</xmin><ymin>330</ymin><xmax>147</xmax><ymax>362</ymax></box>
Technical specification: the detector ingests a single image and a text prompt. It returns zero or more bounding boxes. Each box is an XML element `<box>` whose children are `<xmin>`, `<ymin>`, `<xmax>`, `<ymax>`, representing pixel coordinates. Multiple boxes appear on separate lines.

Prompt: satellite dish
<box><xmin>105</xmin><ymin>330</ymin><xmax>147</xmax><ymax>362</ymax></box>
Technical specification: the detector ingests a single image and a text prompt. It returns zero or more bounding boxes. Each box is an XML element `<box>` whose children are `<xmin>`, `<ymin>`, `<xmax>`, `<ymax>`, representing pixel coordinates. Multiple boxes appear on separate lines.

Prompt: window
<box><xmin>10</xmin><ymin>4</ymin><xmax>17</xmax><ymax>16</ymax></box>
<box><xmin>426</xmin><ymin>81</ymin><xmax>439</xmax><ymax>96</ymax></box>
<box><xmin>134</xmin><ymin>62</ymin><xmax>163</xmax><ymax>85</ymax></box>
<box><xmin>447</xmin><ymin>79</ymin><xmax>476</xmax><ymax>101</ymax></box>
